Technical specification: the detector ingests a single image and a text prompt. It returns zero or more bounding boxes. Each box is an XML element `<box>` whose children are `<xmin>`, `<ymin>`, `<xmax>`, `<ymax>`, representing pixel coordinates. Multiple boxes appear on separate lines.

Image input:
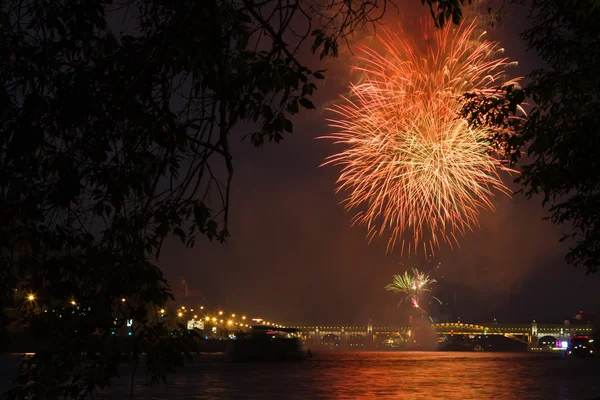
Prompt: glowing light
<box><xmin>200</xmin><ymin>306</ymin><xmax>204</xmax><ymax>310</ymax></box>
<box><xmin>121</xmin><ymin>298</ymin><xmax>126</xmax><ymax>303</ymax></box>
<box><xmin>227</xmin><ymin>320</ymin><xmax>233</xmax><ymax>325</ymax></box>
<box><xmin>178</xmin><ymin>312</ymin><xmax>183</xmax><ymax>317</ymax></box>
<box><xmin>212</xmin><ymin>317</ymin><xmax>217</xmax><ymax>322</ymax></box>
<box><xmin>70</xmin><ymin>300</ymin><xmax>76</xmax><ymax>306</ymax></box>
<box><xmin>194</xmin><ymin>315</ymin><xmax>198</xmax><ymax>319</ymax></box>
<box><xmin>27</xmin><ymin>294</ymin><xmax>35</xmax><ymax>301</ymax></box>
<box><xmin>386</xmin><ymin>268</ymin><xmax>441</xmax><ymax>319</ymax></box>
<box><xmin>561</xmin><ymin>341</ymin><xmax>568</xmax><ymax>349</ymax></box>
<box><xmin>160</xmin><ymin>309</ymin><xmax>165</xmax><ymax>314</ymax></box>
<box><xmin>242</xmin><ymin>316</ymin><xmax>246</xmax><ymax>320</ymax></box>
<box><xmin>321</xmin><ymin>18</ymin><xmax>521</xmax><ymax>254</ymax></box>
<box><xmin>232</xmin><ymin>314</ymin><xmax>236</xmax><ymax>318</ymax></box>
<box><xmin>218</xmin><ymin>311</ymin><xmax>223</xmax><ymax>315</ymax></box>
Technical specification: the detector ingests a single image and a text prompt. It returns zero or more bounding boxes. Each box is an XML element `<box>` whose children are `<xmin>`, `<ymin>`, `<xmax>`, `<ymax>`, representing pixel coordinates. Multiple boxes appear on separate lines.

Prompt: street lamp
<box><xmin>70</xmin><ymin>300</ymin><xmax>76</xmax><ymax>306</ymax></box>
<box><xmin>242</xmin><ymin>316</ymin><xmax>246</xmax><ymax>320</ymax></box>
<box><xmin>27</xmin><ymin>294</ymin><xmax>35</xmax><ymax>302</ymax></box>
<box><xmin>177</xmin><ymin>312</ymin><xmax>183</xmax><ymax>317</ymax></box>
<box><xmin>218</xmin><ymin>311</ymin><xmax>223</xmax><ymax>316</ymax></box>
<box><xmin>121</xmin><ymin>298</ymin><xmax>126</xmax><ymax>303</ymax></box>
<box><xmin>160</xmin><ymin>309</ymin><xmax>165</xmax><ymax>314</ymax></box>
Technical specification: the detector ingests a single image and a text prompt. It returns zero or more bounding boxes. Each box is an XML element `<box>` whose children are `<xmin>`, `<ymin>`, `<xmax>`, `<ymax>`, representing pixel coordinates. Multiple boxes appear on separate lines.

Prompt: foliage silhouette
<box><xmin>0</xmin><ymin>0</ymin><xmax>473</xmax><ymax>397</ymax></box>
<box><xmin>460</xmin><ymin>0</ymin><xmax>600</xmax><ymax>273</ymax></box>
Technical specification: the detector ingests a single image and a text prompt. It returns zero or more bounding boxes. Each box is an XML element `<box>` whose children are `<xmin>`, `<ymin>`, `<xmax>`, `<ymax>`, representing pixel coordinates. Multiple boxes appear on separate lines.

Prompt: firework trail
<box><xmin>321</xmin><ymin>18</ymin><xmax>522</xmax><ymax>255</ymax></box>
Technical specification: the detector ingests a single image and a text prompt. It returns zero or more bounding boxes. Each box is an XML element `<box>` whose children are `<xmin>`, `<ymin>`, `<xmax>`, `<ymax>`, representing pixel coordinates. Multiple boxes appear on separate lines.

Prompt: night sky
<box><xmin>158</xmin><ymin>4</ymin><xmax>599</xmax><ymax>327</ymax></box>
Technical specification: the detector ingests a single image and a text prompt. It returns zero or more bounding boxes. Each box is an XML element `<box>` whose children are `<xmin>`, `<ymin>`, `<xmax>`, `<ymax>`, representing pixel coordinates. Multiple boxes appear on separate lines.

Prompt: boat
<box><xmin>225</xmin><ymin>326</ymin><xmax>304</xmax><ymax>362</ymax></box>
<box><xmin>566</xmin><ymin>335</ymin><xmax>594</xmax><ymax>357</ymax></box>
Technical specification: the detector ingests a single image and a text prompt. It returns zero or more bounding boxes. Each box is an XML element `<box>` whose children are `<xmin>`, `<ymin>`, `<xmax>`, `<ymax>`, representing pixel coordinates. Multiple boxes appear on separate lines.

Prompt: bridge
<box><xmin>288</xmin><ymin>320</ymin><xmax>595</xmax><ymax>348</ymax></box>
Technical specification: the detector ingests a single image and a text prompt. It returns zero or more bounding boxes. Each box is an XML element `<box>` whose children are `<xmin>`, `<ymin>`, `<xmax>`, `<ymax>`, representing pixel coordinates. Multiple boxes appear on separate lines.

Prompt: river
<box><xmin>2</xmin><ymin>352</ymin><xmax>600</xmax><ymax>399</ymax></box>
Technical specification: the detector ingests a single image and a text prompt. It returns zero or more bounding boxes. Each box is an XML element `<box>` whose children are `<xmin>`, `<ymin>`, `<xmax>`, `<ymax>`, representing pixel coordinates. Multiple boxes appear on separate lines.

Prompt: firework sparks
<box><xmin>321</xmin><ymin>18</ymin><xmax>522</xmax><ymax>255</ymax></box>
<box><xmin>386</xmin><ymin>267</ymin><xmax>441</xmax><ymax>319</ymax></box>
<box><xmin>385</xmin><ymin>268</ymin><xmax>438</xmax><ymax>304</ymax></box>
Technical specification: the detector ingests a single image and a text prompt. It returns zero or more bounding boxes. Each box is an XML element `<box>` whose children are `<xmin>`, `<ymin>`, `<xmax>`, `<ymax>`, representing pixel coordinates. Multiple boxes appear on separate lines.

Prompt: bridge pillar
<box><xmin>528</xmin><ymin>320</ymin><xmax>539</xmax><ymax>349</ymax></box>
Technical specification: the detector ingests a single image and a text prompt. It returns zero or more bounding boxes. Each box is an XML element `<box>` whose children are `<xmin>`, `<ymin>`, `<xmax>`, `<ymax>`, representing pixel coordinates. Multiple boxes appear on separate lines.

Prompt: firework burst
<box><xmin>321</xmin><ymin>18</ymin><xmax>522</xmax><ymax>255</ymax></box>
<box><xmin>385</xmin><ymin>268</ymin><xmax>439</xmax><ymax>306</ymax></box>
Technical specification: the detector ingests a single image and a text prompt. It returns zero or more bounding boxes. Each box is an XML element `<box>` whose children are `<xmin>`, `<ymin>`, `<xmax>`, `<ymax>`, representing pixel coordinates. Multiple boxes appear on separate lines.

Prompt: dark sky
<box><xmin>158</xmin><ymin>4</ymin><xmax>599</xmax><ymax>327</ymax></box>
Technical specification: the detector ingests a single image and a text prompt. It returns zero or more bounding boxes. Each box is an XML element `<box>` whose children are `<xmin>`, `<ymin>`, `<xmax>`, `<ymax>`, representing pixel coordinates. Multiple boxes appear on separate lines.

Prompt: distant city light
<box><xmin>178</xmin><ymin>312</ymin><xmax>183</xmax><ymax>317</ymax></box>
<box><xmin>218</xmin><ymin>311</ymin><xmax>223</xmax><ymax>315</ymax></box>
<box><xmin>232</xmin><ymin>314</ymin><xmax>236</xmax><ymax>318</ymax></box>
<box><xmin>561</xmin><ymin>341</ymin><xmax>568</xmax><ymax>349</ymax></box>
<box><xmin>121</xmin><ymin>298</ymin><xmax>126</xmax><ymax>303</ymax></box>
<box><xmin>242</xmin><ymin>316</ymin><xmax>246</xmax><ymax>320</ymax></box>
<box><xmin>160</xmin><ymin>309</ymin><xmax>165</xmax><ymax>314</ymax></box>
<box><xmin>227</xmin><ymin>320</ymin><xmax>233</xmax><ymax>325</ymax></box>
<box><xmin>27</xmin><ymin>294</ymin><xmax>35</xmax><ymax>301</ymax></box>
<box><xmin>200</xmin><ymin>306</ymin><xmax>204</xmax><ymax>310</ymax></box>
<box><xmin>70</xmin><ymin>300</ymin><xmax>76</xmax><ymax>306</ymax></box>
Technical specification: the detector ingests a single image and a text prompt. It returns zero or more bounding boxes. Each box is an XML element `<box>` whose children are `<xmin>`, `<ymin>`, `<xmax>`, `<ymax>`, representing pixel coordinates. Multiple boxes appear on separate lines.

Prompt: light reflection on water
<box><xmin>3</xmin><ymin>352</ymin><xmax>600</xmax><ymax>399</ymax></box>
<box><xmin>104</xmin><ymin>352</ymin><xmax>600</xmax><ymax>399</ymax></box>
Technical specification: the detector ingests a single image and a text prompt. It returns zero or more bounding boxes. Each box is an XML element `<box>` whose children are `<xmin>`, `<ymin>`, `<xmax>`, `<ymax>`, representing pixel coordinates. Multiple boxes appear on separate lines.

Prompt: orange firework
<box><xmin>321</xmin><ymin>18</ymin><xmax>521</xmax><ymax>255</ymax></box>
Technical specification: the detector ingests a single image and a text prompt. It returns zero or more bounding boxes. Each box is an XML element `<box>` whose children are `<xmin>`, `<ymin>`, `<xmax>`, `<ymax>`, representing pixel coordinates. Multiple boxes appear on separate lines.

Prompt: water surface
<box><xmin>3</xmin><ymin>352</ymin><xmax>600</xmax><ymax>399</ymax></box>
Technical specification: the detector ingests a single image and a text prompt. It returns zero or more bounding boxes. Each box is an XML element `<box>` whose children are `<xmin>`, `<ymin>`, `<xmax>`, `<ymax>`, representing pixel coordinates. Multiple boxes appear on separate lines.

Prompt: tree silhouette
<box><xmin>460</xmin><ymin>0</ymin><xmax>600</xmax><ymax>274</ymax></box>
<box><xmin>0</xmin><ymin>0</ymin><xmax>472</xmax><ymax>397</ymax></box>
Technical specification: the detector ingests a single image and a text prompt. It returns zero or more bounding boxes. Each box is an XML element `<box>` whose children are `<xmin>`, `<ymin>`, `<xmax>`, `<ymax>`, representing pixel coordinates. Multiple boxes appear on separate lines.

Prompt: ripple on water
<box><xmin>2</xmin><ymin>352</ymin><xmax>600</xmax><ymax>399</ymax></box>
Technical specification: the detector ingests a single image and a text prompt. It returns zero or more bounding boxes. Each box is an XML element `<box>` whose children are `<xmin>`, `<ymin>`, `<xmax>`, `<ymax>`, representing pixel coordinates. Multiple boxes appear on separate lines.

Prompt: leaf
<box><xmin>301</xmin><ymin>83</ymin><xmax>313</xmax><ymax>96</ymax></box>
<box><xmin>157</xmin><ymin>223</ymin><xmax>169</xmax><ymax>237</ymax></box>
<box><xmin>193</xmin><ymin>202</ymin><xmax>211</xmax><ymax>228</ymax></box>
<box><xmin>173</xmin><ymin>227</ymin><xmax>186</xmax><ymax>244</ymax></box>
<box><xmin>284</xmin><ymin>118</ymin><xmax>293</xmax><ymax>133</ymax></box>
<box><xmin>206</xmin><ymin>220</ymin><xmax>218</xmax><ymax>239</ymax></box>
<box><xmin>288</xmin><ymin>99</ymin><xmax>299</xmax><ymax>114</ymax></box>
<box><xmin>311</xmin><ymin>33</ymin><xmax>325</xmax><ymax>54</ymax></box>
<box><xmin>298</xmin><ymin>98</ymin><xmax>315</xmax><ymax>110</ymax></box>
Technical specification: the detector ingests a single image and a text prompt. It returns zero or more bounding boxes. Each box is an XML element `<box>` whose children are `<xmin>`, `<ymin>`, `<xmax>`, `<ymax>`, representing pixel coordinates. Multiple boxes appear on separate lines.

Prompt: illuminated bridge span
<box><xmin>289</xmin><ymin>321</ymin><xmax>595</xmax><ymax>347</ymax></box>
